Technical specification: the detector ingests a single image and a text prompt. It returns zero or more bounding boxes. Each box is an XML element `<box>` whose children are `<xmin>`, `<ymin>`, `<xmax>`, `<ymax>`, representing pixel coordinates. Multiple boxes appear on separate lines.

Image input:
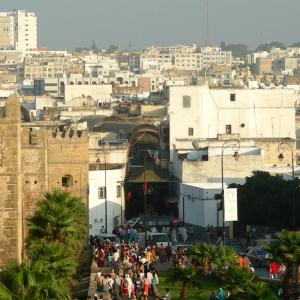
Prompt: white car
<box><xmin>147</xmin><ymin>232</ymin><xmax>171</xmax><ymax>247</ymax></box>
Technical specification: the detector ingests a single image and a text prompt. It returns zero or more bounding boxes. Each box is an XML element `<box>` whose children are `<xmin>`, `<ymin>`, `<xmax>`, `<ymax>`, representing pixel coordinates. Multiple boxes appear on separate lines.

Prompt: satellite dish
<box><xmin>192</xmin><ymin>140</ymin><xmax>200</xmax><ymax>150</ymax></box>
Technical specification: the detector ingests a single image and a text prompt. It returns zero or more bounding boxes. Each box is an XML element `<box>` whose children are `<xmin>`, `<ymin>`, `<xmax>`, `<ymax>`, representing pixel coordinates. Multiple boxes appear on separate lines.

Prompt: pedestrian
<box><xmin>269</xmin><ymin>261</ymin><xmax>278</xmax><ymax>279</ymax></box>
<box><xmin>165</xmin><ymin>243</ymin><xmax>172</xmax><ymax>262</ymax></box>
<box><xmin>216</xmin><ymin>288</ymin><xmax>225</xmax><ymax>300</ymax></box>
<box><xmin>151</xmin><ymin>270</ymin><xmax>159</xmax><ymax>297</ymax></box>
<box><xmin>121</xmin><ymin>274</ymin><xmax>129</xmax><ymax>299</ymax></box>
<box><xmin>278</xmin><ymin>262</ymin><xmax>286</xmax><ymax>279</ymax></box>
<box><xmin>171</xmin><ymin>228</ymin><xmax>177</xmax><ymax>243</ymax></box>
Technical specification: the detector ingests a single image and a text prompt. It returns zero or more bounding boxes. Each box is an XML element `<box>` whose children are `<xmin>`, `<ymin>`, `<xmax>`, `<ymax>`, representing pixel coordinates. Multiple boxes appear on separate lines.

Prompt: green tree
<box><xmin>0</xmin><ymin>261</ymin><xmax>71</xmax><ymax>300</ymax></box>
<box><xmin>107</xmin><ymin>44</ymin><xmax>119</xmax><ymax>53</ymax></box>
<box><xmin>224</xmin><ymin>44</ymin><xmax>249</xmax><ymax>58</ymax></box>
<box><xmin>266</xmin><ymin>231</ymin><xmax>300</xmax><ymax>300</ymax></box>
<box><xmin>167</xmin><ymin>267</ymin><xmax>199</xmax><ymax>299</ymax></box>
<box><xmin>189</xmin><ymin>244</ymin><xmax>218</xmax><ymax>275</ymax></box>
<box><xmin>289</xmin><ymin>42</ymin><xmax>300</xmax><ymax>47</ymax></box>
<box><xmin>232</xmin><ymin>171</ymin><xmax>300</xmax><ymax>228</ymax></box>
<box><xmin>224</xmin><ymin>266</ymin><xmax>277</xmax><ymax>300</ymax></box>
<box><xmin>27</xmin><ymin>240</ymin><xmax>76</xmax><ymax>279</ymax></box>
<box><xmin>90</xmin><ymin>40</ymin><xmax>98</xmax><ymax>52</ymax></box>
<box><xmin>27</xmin><ymin>190</ymin><xmax>87</xmax><ymax>248</ymax></box>
<box><xmin>256</xmin><ymin>41</ymin><xmax>286</xmax><ymax>51</ymax></box>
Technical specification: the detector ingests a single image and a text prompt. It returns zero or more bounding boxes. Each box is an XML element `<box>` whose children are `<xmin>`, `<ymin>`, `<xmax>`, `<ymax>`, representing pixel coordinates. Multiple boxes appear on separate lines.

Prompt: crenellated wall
<box><xmin>0</xmin><ymin>95</ymin><xmax>89</xmax><ymax>266</ymax></box>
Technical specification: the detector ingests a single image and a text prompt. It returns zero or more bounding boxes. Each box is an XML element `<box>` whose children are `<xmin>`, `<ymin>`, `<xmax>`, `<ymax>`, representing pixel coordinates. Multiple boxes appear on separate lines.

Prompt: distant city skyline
<box><xmin>1</xmin><ymin>0</ymin><xmax>300</xmax><ymax>50</ymax></box>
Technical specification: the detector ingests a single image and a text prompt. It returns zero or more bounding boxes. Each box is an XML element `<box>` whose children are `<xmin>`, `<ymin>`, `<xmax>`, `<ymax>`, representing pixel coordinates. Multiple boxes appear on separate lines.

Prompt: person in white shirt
<box><xmin>113</xmin><ymin>249</ymin><xmax>120</xmax><ymax>264</ymax></box>
<box><xmin>124</xmin><ymin>274</ymin><xmax>133</xmax><ymax>298</ymax></box>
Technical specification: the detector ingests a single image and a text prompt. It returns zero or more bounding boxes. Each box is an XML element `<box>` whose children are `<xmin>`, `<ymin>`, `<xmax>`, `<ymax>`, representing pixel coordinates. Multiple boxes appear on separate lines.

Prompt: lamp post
<box><xmin>278</xmin><ymin>138</ymin><xmax>295</xmax><ymax>229</ymax></box>
<box><xmin>97</xmin><ymin>141</ymin><xmax>108</xmax><ymax>234</ymax></box>
<box><xmin>143</xmin><ymin>153</ymin><xmax>148</xmax><ymax>248</ymax></box>
<box><xmin>221</xmin><ymin>138</ymin><xmax>240</xmax><ymax>245</ymax></box>
<box><xmin>103</xmin><ymin>144</ymin><xmax>108</xmax><ymax>234</ymax></box>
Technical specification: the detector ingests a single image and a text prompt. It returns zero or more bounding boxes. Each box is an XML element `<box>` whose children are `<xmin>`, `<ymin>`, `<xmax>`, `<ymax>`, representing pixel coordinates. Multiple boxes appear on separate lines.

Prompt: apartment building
<box><xmin>0</xmin><ymin>10</ymin><xmax>37</xmax><ymax>52</ymax></box>
<box><xmin>24</xmin><ymin>52</ymin><xmax>72</xmax><ymax>79</ymax></box>
<box><xmin>141</xmin><ymin>45</ymin><xmax>232</xmax><ymax>71</ymax></box>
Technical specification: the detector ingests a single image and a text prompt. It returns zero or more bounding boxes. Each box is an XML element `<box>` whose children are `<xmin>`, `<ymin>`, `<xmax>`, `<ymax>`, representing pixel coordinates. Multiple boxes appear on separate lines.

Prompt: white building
<box><xmin>141</xmin><ymin>45</ymin><xmax>231</xmax><ymax>72</ymax></box>
<box><xmin>169</xmin><ymin>85</ymin><xmax>298</xmax><ymax>161</ymax></box>
<box><xmin>89</xmin><ymin>164</ymin><xmax>126</xmax><ymax>235</ymax></box>
<box><xmin>179</xmin><ymin>183</ymin><xmax>223</xmax><ymax>227</ymax></box>
<box><xmin>64</xmin><ymin>84</ymin><xmax>112</xmax><ymax>102</ymax></box>
<box><xmin>0</xmin><ymin>10</ymin><xmax>37</xmax><ymax>52</ymax></box>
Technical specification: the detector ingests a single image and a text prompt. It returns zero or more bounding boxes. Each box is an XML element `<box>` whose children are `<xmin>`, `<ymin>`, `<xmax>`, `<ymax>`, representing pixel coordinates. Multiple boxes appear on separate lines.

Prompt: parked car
<box><xmin>223</xmin><ymin>238</ymin><xmax>244</xmax><ymax>252</ymax></box>
<box><xmin>248</xmin><ymin>239</ymin><xmax>276</xmax><ymax>248</ymax></box>
<box><xmin>127</xmin><ymin>216</ymin><xmax>173</xmax><ymax>231</ymax></box>
<box><xmin>147</xmin><ymin>232</ymin><xmax>171</xmax><ymax>247</ymax></box>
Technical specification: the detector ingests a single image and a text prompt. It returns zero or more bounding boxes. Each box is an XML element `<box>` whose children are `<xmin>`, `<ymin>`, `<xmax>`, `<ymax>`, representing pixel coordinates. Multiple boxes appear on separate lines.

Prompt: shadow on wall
<box><xmin>89</xmin><ymin>200</ymin><xmax>123</xmax><ymax>235</ymax></box>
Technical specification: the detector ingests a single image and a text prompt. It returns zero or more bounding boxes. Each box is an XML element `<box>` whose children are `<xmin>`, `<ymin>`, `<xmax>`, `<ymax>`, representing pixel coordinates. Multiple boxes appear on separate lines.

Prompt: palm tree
<box><xmin>188</xmin><ymin>244</ymin><xmax>218</xmax><ymax>275</ymax></box>
<box><xmin>27</xmin><ymin>240</ymin><xmax>76</xmax><ymax>279</ymax></box>
<box><xmin>0</xmin><ymin>261</ymin><xmax>71</xmax><ymax>300</ymax></box>
<box><xmin>27</xmin><ymin>190</ymin><xmax>87</xmax><ymax>248</ymax></box>
<box><xmin>0</xmin><ymin>282</ymin><xmax>12</xmax><ymax>300</ymax></box>
<box><xmin>214</xmin><ymin>246</ymin><xmax>237</xmax><ymax>282</ymax></box>
<box><xmin>224</xmin><ymin>266</ymin><xmax>277</xmax><ymax>300</ymax></box>
<box><xmin>266</xmin><ymin>230</ymin><xmax>300</xmax><ymax>300</ymax></box>
<box><xmin>167</xmin><ymin>267</ymin><xmax>199</xmax><ymax>300</ymax></box>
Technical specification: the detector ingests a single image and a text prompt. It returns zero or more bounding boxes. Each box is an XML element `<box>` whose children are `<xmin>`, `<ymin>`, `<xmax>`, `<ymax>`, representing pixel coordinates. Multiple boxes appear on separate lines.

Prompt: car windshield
<box><xmin>256</xmin><ymin>249</ymin><xmax>267</xmax><ymax>256</ymax></box>
<box><xmin>152</xmin><ymin>235</ymin><xmax>170</xmax><ymax>242</ymax></box>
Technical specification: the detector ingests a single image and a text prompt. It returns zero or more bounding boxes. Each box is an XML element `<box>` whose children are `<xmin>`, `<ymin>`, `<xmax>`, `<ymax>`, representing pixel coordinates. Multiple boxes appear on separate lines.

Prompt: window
<box><xmin>182</xmin><ymin>95</ymin><xmax>191</xmax><ymax>108</ymax></box>
<box><xmin>98</xmin><ymin>187</ymin><xmax>106</xmax><ymax>199</ymax></box>
<box><xmin>62</xmin><ymin>175</ymin><xmax>73</xmax><ymax>187</ymax></box>
<box><xmin>230</xmin><ymin>93</ymin><xmax>236</xmax><ymax>101</ymax></box>
<box><xmin>188</xmin><ymin>127</ymin><xmax>194</xmax><ymax>136</ymax></box>
<box><xmin>225</xmin><ymin>125</ymin><xmax>232</xmax><ymax>134</ymax></box>
<box><xmin>117</xmin><ymin>185</ymin><xmax>121</xmax><ymax>198</ymax></box>
<box><xmin>29</xmin><ymin>128</ymin><xmax>37</xmax><ymax>145</ymax></box>
<box><xmin>202</xmin><ymin>154</ymin><xmax>208</xmax><ymax>161</ymax></box>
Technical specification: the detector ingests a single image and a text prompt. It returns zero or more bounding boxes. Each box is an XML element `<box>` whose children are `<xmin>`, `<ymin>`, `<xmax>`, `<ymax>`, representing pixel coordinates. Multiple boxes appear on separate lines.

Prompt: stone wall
<box><xmin>0</xmin><ymin>95</ymin><xmax>22</xmax><ymax>265</ymax></box>
<box><xmin>0</xmin><ymin>95</ymin><xmax>89</xmax><ymax>266</ymax></box>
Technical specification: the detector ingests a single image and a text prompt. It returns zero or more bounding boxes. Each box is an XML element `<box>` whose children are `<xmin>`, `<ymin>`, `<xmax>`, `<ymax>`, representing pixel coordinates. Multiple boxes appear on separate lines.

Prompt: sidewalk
<box><xmin>86</xmin><ymin>260</ymin><xmax>111</xmax><ymax>300</ymax></box>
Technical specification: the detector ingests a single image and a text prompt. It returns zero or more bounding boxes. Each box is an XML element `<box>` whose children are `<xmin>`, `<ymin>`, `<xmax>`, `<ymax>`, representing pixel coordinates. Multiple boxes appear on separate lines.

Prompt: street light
<box><xmin>278</xmin><ymin>138</ymin><xmax>295</xmax><ymax>229</ymax></box>
<box><xmin>98</xmin><ymin>140</ymin><xmax>108</xmax><ymax>234</ymax></box>
<box><xmin>221</xmin><ymin>138</ymin><xmax>240</xmax><ymax>245</ymax></box>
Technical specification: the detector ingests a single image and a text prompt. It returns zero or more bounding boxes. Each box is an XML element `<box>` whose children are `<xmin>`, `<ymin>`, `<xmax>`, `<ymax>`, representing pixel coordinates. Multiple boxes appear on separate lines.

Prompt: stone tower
<box><xmin>0</xmin><ymin>94</ymin><xmax>22</xmax><ymax>264</ymax></box>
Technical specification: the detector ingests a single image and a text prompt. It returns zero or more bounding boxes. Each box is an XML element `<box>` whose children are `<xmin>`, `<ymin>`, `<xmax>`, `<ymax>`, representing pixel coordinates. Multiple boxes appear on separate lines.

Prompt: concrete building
<box><xmin>256</xmin><ymin>58</ymin><xmax>273</xmax><ymax>75</ymax></box>
<box><xmin>179</xmin><ymin>183</ymin><xmax>223</xmax><ymax>228</ymax></box>
<box><xmin>169</xmin><ymin>85</ymin><xmax>299</xmax><ymax>207</ymax></box>
<box><xmin>169</xmin><ymin>85</ymin><xmax>297</xmax><ymax>162</ymax></box>
<box><xmin>0</xmin><ymin>10</ymin><xmax>37</xmax><ymax>52</ymax></box>
<box><xmin>89</xmin><ymin>164</ymin><xmax>126</xmax><ymax>234</ymax></box>
<box><xmin>141</xmin><ymin>45</ymin><xmax>232</xmax><ymax>72</ymax></box>
<box><xmin>24</xmin><ymin>52</ymin><xmax>71</xmax><ymax>80</ymax></box>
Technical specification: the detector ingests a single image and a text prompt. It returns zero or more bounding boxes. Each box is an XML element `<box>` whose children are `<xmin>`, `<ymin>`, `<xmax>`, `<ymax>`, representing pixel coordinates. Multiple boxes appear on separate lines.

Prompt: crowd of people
<box><xmin>90</xmin><ymin>235</ymin><xmax>174</xmax><ymax>300</ymax></box>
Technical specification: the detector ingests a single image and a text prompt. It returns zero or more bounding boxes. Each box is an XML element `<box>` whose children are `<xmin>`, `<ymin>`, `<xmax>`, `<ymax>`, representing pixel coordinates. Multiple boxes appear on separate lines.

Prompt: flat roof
<box><xmin>182</xmin><ymin>182</ymin><xmax>224</xmax><ymax>189</ymax></box>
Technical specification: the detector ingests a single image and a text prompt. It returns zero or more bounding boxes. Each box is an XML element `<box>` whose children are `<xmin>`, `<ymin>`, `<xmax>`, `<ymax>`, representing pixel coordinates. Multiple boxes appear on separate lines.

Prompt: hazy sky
<box><xmin>1</xmin><ymin>0</ymin><xmax>300</xmax><ymax>50</ymax></box>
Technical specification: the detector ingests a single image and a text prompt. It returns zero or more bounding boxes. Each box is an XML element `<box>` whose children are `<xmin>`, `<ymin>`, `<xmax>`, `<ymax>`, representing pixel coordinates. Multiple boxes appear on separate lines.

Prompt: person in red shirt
<box><xmin>269</xmin><ymin>261</ymin><xmax>279</xmax><ymax>279</ymax></box>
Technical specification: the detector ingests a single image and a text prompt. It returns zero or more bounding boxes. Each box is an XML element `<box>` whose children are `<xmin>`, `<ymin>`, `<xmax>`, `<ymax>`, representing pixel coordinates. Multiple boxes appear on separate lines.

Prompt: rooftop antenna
<box><xmin>205</xmin><ymin>0</ymin><xmax>209</xmax><ymax>46</ymax></box>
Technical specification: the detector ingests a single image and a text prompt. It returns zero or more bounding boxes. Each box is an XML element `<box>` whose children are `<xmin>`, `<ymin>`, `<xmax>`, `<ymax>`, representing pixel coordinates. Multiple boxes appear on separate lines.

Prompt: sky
<box><xmin>1</xmin><ymin>0</ymin><xmax>300</xmax><ymax>50</ymax></box>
